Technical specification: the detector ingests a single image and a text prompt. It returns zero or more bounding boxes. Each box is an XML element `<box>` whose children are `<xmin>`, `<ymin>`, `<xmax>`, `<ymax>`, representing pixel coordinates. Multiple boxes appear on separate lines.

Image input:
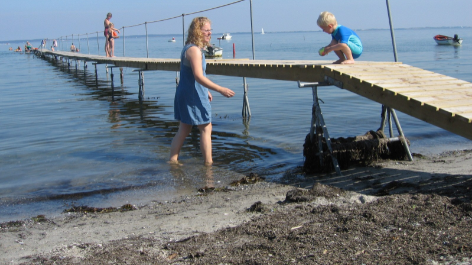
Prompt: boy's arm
<box><xmin>323</xmin><ymin>39</ymin><xmax>338</xmax><ymax>54</ymax></box>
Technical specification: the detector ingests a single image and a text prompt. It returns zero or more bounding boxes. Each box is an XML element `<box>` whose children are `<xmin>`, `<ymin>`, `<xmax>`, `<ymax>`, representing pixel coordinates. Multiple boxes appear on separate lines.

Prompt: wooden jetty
<box><xmin>39</xmin><ymin>50</ymin><xmax>472</xmax><ymax>141</ymax></box>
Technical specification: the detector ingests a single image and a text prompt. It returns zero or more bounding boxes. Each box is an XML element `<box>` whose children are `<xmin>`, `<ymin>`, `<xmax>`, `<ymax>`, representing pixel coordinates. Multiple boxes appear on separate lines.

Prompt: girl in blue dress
<box><xmin>169</xmin><ymin>17</ymin><xmax>235</xmax><ymax>166</ymax></box>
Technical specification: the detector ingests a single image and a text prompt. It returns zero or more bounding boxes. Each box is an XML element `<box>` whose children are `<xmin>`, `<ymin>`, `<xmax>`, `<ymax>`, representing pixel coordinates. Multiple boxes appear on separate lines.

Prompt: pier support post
<box><xmin>298</xmin><ymin>81</ymin><xmax>342</xmax><ymax>176</ymax></box>
<box><xmin>110</xmin><ymin>68</ymin><xmax>114</xmax><ymax>95</ymax></box>
<box><xmin>132</xmin><ymin>69</ymin><xmax>147</xmax><ymax>101</ymax></box>
<box><xmin>107</xmin><ymin>66</ymin><xmax>120</xmax><ymax>101</ymax></box>
<box><xmin>139</xmin><ymin>70</ymin><xmax>145</xmax><ymax>100</ymax></box>
<box><xmin>379</xmin><ymin>106</ymin><xmax>413</xmax><ymax>161</ymax></box>
<box><xmin>120</xmin><ymin>67</ymin><xmax>124</xmax><ymax>85</ymax></box>
<box><xmin>242</xmin><ymin>77</ymin><xmax>251</xmax><ymax>117</ymax></box>
<box><xmin>93</xmin><ymin>63</ymin><xmax>98</xmax><ymax>86</ymax></box>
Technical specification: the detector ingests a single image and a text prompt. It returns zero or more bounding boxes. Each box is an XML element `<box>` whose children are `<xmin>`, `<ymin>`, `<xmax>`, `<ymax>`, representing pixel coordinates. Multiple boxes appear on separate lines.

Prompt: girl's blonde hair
<box><xmin>185</xmin><ymin>17</ymin><xmax>211</xmax><ymax>48</ymax></box>
<box><xmin>317</xmin><ymin>11</ymin><xmax>337</xmax><ymax>27</ymax></box>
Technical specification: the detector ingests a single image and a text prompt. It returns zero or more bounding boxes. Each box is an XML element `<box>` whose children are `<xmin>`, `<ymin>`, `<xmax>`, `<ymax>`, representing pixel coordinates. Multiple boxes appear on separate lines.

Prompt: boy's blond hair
<box><xmin>317</xmin><ymin>11</ymin><xmax>337</xmax><ymax>27</ymax></box>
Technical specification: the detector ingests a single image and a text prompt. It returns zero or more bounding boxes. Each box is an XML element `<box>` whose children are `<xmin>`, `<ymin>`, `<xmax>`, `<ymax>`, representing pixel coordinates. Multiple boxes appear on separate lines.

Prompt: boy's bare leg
<box><xmin>332</xmin><ymin>43</ymin><xmax>355</xmax><ymax>64</ymax></box>
<box><xmin>333</xmin><ymin>50</ymin><xmax>346</xmax><ymax>64</ymax></box>
<box><xmin>339</xmin><ymin>43</ymin><xmax>355</xmax><ymax>64</ymax></box>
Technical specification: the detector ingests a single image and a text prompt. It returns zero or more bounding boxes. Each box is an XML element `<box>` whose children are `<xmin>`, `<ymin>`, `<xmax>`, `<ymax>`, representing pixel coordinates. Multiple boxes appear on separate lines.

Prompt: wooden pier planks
<box><xmin>323</xmin><ymin>63</ymin><xmax>472</xmax><ymax>140</ymax></box>
<box><xmin>41</xmin><ymin>50</ymin><xmax>472</xmax><ymax>140</ymax></box>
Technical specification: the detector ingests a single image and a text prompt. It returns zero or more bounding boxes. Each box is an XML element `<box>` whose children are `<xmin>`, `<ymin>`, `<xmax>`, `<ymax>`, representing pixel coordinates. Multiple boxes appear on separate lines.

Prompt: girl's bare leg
<box><xmin>169</xmin><ymin>122</ymin><xmax>192</xmax><ymax>164</ymax></box>
<box><xmin>109</xmin><ymin>39</ymin><xmax>114</xmax><ymax>57</ymax></box>
<box><xmin>105</xmin><ymin>39</ymin><xmax>109</xmax><ymax>57</ymax></box>
<box><xmin>197</xmin><ymin>123</ymin><xmax>213</xmax><ymax>166</ymax></box>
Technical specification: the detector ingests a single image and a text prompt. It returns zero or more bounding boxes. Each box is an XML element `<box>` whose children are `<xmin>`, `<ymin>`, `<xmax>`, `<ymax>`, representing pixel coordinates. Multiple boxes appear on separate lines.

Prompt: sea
<box><xmin>1</xmin><ymin>27</ymin><xmax>471</xmax><ymax>222</ymax></box>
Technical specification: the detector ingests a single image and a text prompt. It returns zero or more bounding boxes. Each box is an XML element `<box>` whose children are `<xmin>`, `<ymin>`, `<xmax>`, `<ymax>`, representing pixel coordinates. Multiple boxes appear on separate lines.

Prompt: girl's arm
<box><xmin>186</xmin><ymin>46</ymin><xmax>234</xmax><ymax>98</ymax></box>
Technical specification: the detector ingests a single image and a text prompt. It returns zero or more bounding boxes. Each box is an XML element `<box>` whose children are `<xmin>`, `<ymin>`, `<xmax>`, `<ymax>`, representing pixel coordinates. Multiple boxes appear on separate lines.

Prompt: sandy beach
<box><xmin>1</xmin><ymin>150</ymin><xmax>472</xmax><ymax>264</ymax></box>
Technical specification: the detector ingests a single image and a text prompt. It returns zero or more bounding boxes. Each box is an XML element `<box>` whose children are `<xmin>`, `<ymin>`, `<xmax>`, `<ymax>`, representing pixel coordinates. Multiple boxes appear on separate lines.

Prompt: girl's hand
<box><xmin>220</xmin><ymin>87</ymin><xmax>235</xmax><ymax>98</ymax></box>
<box><xmin>208</xmin><ymin>91</ymin><xmax>213</xmax><ymax>102</ymax></box>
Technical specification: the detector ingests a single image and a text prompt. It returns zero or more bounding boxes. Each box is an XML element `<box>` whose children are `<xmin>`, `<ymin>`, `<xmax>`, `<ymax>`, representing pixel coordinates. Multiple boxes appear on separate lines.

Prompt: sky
<box><xmin>1</xmin><ymin>0</ymin><xmax>471</xmax><ymax>42</ymax></box>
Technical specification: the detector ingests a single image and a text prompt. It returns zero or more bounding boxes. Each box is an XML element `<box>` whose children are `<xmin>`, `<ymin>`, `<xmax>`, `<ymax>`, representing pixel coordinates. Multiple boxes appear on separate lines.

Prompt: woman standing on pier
<box><xmin>104</xmin><ymin>12</ymin><xmax>114</xmax><ymax>57</ymax></box>
<box><xmin>169</xmin><ymin>17</ymin><xmax>235</xmax><ymax>166</ymax></box>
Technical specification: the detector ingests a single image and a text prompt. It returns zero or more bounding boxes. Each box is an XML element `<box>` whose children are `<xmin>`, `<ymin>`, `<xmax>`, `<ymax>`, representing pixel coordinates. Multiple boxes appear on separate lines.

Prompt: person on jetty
<box><xmin>169</xmin><ymin>17</ymin><xmax>235</xmax><ymax>166</ymax></box>
<box><xmin>70</xmin><ymin>43</ymin><xmax>76</xmax><ymax>52</ymax></box>
<box><xmin>107</xmin><ymin>22</ymin><xmax>119</xmax><ymax>57</ymax></box>
<box><xmin>317</xmin><ymin>11</ymin><xmax>363</xmax><ymax>64</ymax></box>
<box><xmin>25</xmin><ymin>41</ymin><xmax>32</xmax><ymax>51</ymax></box>
<box><xmin>104</xmin><ymin>12</ymin><xmax>119</xmax><ymax>57</ymax></box>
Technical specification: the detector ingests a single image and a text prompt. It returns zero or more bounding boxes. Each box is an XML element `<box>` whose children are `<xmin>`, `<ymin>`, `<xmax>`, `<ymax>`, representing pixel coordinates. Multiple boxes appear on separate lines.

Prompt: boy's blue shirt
<box><xmin>331</xmin><ymin>24</ymin><xmax>363</xmax><ymax>57</ymax></box>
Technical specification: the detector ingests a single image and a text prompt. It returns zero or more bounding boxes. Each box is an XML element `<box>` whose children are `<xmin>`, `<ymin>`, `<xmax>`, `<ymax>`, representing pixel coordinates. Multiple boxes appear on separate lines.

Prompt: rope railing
<box><xmin>53</xmin><ymin>0</ymin><xmax>246</xmax><ymax>57</ymax></box>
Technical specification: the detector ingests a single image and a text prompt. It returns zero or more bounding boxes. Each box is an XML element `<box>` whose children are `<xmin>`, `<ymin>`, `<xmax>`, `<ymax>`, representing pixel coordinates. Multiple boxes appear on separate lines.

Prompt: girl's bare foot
<box><xmin>341</xmin><ymin>59</ymin><xmax>355</xmax><ymax>64</ymax></box>
<box><xmin>168</xmin><ymin>159</ymin><xmax>183</xmax><ymax>166</ymax></box>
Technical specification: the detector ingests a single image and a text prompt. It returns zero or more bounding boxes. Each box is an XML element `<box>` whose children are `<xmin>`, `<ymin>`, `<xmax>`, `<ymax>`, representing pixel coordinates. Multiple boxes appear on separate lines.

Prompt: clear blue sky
<box><xmin>1</xmin><ymin>0</ymin><xmax>471</xmax><ymax>42</ymax></box>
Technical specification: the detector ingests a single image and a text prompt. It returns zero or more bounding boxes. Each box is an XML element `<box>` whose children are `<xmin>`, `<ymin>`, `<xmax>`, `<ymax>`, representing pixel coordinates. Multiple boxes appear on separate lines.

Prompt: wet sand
<box><xmin>1</xmin><ymin>150</ymin><xmax>472</xmax><ymax>264</ymax></box>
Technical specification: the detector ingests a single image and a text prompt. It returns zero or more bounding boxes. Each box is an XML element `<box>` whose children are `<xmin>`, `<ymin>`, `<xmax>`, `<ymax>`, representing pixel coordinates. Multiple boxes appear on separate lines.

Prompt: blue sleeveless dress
<box><xmin>174</xmin><ymin>44</ymin><xmax>211</xmax><ymax>125</ymax></box>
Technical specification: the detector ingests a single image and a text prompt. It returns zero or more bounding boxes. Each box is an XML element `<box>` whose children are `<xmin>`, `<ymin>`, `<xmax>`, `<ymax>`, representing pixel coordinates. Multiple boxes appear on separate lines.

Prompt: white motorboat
<box><xmin>434</xmin><ymin>34</ymin><xmax>462</xmax><ymax>45</ymax></box>
<box><xmin>220</xmin><ymin>33</ymin><xmax>232</xmax><ymax>40</ymax></box>
<box><xmin>204</xmin><ymin>44</ymin><xmax>223</xmax><ymax>57</ymax></box>
<box><xmin>168</xmin><ymin>37</ymin><xmax>176</xmax><ymax>42</ymax></box>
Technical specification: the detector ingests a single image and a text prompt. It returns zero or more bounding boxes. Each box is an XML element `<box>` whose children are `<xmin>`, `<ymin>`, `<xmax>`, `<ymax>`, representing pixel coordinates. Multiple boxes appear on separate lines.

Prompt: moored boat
<box><xmin>168</xmin><ymin>37</ymin><xmax>176</xmax><ymax>42</ymax></box>
<box><xmin>434</xmin><ymin>34</ymin><xmax>463</xmax><ymax>45</ymax></box>
<box><xmin>204</xmin><ymin>44</ymin><xmax>223</xmax><ymax>57</ymax></box>
<box><xmin>220</xmin><ymin>33</ymin><xmax>232</xmax><ymax>40</ymax></box>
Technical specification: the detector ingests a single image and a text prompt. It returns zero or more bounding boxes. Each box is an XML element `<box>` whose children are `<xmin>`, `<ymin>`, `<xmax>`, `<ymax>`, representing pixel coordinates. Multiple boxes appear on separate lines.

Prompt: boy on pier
<box><xmin>317</xmin><ymin>11</ymin><xmax>362</xmax><ymax>64</ymax></box>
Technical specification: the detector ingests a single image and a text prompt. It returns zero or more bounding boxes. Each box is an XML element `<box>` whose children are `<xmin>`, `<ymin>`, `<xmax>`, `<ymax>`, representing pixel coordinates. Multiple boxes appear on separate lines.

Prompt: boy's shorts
<box><xmin>347</xmin><ymin>41</ymin><xmax>362</xmax><ymax>59</ymax></box>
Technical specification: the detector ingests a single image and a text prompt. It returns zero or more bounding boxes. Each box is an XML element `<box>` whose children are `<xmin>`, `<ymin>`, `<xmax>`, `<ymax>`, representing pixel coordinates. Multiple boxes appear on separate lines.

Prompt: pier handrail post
<box><xmin>181</xmin><ymin>14</ymin><xmax>185</xmax><ymax>47</ymax></box>
<box><xmin>145</xmin><ymin>22</ymin><xmax>149</xmax><ymax>58</ymax></box>
<box><xmin>122</xmin><ymin>27</ymin><xmax>125</xmax><ymax>57</ymax></box>
<box><xmin>386</xmin><ymin>0</ymin><xmax>398</xmax><ymax>62</ymax></box>
<box><xmin>86</xmin><ymin>33</ymin><xmax>90</xmax><ymax>54</ymax></box>
<box><xmin>381</xmin><ymin>0</ymin><xmax>413</xmax><ymax>162</ymax></box>
<box><xmin>78</xmin><ymin>34</ymin><xmax>81</xmax><ymax>52</ymax></box>
<box><xmin>96</xmin><ymin>32</ymin><xmax>100</xmax><ymax>55</ymax></box>
<box><xmin>249</xmin><ymin>0</ymin><xmax>255</xmax><ymax>60</ymax></box>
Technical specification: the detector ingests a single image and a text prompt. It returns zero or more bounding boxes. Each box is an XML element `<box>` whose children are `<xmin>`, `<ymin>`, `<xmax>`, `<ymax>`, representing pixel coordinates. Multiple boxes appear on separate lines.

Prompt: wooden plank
<box><xmin>397</xmin><ymin>89</ymin><xmax>472</xmax><ymax>99</ymax></box>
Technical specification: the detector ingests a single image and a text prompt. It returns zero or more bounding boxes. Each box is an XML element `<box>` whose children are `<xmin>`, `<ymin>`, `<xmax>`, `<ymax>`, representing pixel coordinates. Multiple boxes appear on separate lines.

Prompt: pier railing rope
<box><xmin>54</xmin><ymin>0</ymin><xmax>245</xmax><ymax>58</ymax></box>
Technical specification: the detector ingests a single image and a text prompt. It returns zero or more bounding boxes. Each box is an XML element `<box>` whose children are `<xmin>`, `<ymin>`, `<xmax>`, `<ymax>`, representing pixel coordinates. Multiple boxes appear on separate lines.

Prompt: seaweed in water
<box><xmin>63</xmin><ymin>204</ymin><xmax>136</xmax><ymax>213</ymax></box>
<box><xmin>303</xmin><ymin>129</ymin><xmax>409</xmax><ymax>173</ymax></box>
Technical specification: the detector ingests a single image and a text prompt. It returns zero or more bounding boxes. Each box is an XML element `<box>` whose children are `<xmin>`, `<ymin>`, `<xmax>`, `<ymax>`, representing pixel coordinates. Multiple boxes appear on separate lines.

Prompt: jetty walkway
<box><xmin>39</xmin><ymin>50</ymin><xmax>472</xmax><ymax>141</ymax></box>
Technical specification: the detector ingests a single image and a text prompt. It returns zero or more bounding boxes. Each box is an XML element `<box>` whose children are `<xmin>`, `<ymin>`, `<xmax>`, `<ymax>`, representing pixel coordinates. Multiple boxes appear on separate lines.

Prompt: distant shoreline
<box><xmin>1</xmin><ymin>26</ymin><xmax>470</xmax><ymax>44</ymax></box>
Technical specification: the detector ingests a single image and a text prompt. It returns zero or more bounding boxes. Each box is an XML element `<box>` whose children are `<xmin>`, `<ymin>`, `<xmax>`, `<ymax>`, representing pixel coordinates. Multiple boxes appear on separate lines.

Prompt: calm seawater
<box><xmin>1</xmin><ymin>28</ymin><xmax>471</xmax><ymax>222</ymax></box>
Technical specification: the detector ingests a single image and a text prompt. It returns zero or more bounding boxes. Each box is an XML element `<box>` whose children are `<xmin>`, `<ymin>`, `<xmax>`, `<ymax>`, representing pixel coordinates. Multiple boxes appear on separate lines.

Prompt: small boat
<box><xmin>168</xmin><ymin>37</ymin><xmax>176</xmax><ymax>42</ymax></box>
<box><xmin>434</xmin><ymin>34</ymin><xmax>462</xmax><ymax>45</ymax></box>
<box><xmin>204</xmin><ymin>44</ymin><xmax>223</xmax><ymax>57</ymax></box>
<box><xmin>261</xmin><ymin>28</ymin><xmax>265</xmax><ymax>34</ymax></box>
<box><xmin>220</xmin><ymin>33</ymin><xmax>232</xmax><ymax>40</ymax></box>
